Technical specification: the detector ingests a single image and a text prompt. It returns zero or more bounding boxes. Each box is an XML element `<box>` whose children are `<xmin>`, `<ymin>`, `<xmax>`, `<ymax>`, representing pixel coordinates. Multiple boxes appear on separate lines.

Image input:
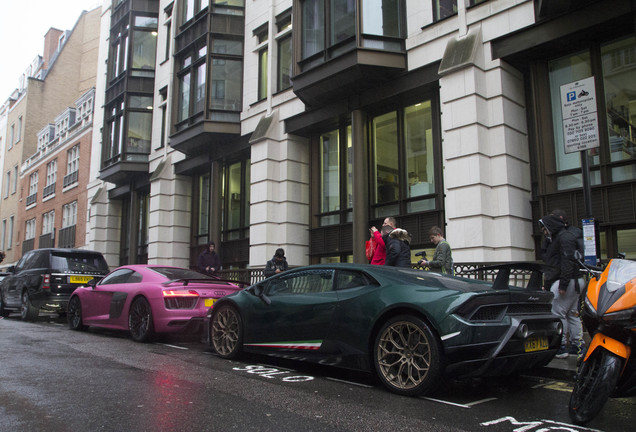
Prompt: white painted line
<box><xmin>157</xmin><ymin>343</ymin><xmax>188</xmax><ymax>350</ymax></box>
<box><xmin>325</xmin><ymin>377</ymin><xmax>374</xmax><ymax>388</ymax></box>
<box><xmin>540</xmin><ymin>419</ymin><xmax>603</xmax><ymax>432</ymax></box>
<box><xmin>464</xmin><ymin>397</ymin><xmax>497</xmax><ymax>407</ymax></box>
<box><xmin>420</xmin><ymin>397</ymin><xmax>470</xmax><ymax>408</ymax></box>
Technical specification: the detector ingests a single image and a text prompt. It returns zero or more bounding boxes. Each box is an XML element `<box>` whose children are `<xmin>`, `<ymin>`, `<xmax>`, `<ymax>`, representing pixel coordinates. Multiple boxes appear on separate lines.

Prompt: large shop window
<box><xmin>319</xmin><ymin>126</ymin><xmax>352</xmax><ymax>226</ymax></box>
<box><xmin>602</xmin><ymin>36</ymin><xmax>636</xmax><ymax>183</ymax></box>
<box><xmin>222</xmin><ymin>159</ymin><xmax>250</xmax><ymax>242</ymax></box>
<box><xmin>547</xmin><ymin>35</ymin><xmax>636</xmax><ymax>191</ymax></box>
<box><xmin>373</xmin><ymin>100</ymin><xmax>436</xmax><ymax>217</ymax></box>
<box><xmin>195</xmin><ymin>173</ymin><xmax>210</xmax><ymax>246</ymax></box>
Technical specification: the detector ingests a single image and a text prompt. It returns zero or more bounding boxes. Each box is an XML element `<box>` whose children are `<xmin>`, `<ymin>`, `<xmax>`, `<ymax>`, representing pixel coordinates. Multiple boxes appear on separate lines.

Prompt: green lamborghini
<box><xmin>206</xmin><ymin>263</ymin><xmax>563</xmax><ymax>396</ymax></box>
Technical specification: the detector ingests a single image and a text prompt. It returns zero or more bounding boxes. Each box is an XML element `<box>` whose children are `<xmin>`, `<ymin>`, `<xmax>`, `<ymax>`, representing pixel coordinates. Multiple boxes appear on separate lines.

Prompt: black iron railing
<box><xmin>218</xmin><ymin>262</ymin><xmax>540</xmax><ymax>288</ymax></box>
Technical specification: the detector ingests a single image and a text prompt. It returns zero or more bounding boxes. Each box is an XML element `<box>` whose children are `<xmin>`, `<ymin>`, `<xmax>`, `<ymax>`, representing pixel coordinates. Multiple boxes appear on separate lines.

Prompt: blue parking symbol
<box><xmin>567</xmin><ymin>91</ymin><xmax>576</xmax><ymax>102</ymax></box>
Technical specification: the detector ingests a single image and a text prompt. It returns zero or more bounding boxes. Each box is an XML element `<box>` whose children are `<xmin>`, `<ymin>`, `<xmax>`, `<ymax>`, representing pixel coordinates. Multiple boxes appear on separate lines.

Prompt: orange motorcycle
<box><xmin>568</xmin><ymin>253</ymin><xmax>636</xmax><ymax>424</ymax></box>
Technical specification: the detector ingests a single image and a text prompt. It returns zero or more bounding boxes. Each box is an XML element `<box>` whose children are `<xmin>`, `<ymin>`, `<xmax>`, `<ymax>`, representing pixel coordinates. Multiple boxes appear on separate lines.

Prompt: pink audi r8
<box><xmin>67</xmin><ymin>265</ymin><xmax>241</xmax><ymax>342</ymax></box>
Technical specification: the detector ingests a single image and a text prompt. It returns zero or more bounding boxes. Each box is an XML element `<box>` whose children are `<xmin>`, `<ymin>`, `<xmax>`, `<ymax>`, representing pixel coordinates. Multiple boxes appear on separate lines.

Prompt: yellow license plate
<box><xmin>70</xmin><ymin>276</ymin><xmax>93</xmax><ymax>284</ymax></box>
<box><xmin>204</xmin><ymin>298</ymin><xmax>217</xmax><ymax>307</ymax></box>
<box><xmin>524</xmin><ymin>336</ymin><xmax>549</xmax><ymax>352</ymax></box>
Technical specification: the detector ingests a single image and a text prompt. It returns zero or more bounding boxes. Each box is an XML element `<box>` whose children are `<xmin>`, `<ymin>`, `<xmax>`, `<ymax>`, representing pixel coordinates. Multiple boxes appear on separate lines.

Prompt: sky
<box><xmin>0</xmin><ymin>0</ymin><xmax>102</xmax><ymax>101</ymax></box>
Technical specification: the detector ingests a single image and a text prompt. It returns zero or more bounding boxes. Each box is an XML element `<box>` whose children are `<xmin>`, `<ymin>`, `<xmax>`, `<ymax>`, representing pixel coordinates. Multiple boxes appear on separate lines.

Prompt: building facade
<box><xmin>0</xmin><ymin>8</ymin><xmax>101</xmax><ymax>268</ymax></box>
<box><xmin>85</xmin><ymin>0</ymin><xmax>635</xmax><ymax>271</ymax></box>
<box><xmin>18</xmin><ymin>89</ymin><xmax>96</xmax><ymax>255</ymax></box>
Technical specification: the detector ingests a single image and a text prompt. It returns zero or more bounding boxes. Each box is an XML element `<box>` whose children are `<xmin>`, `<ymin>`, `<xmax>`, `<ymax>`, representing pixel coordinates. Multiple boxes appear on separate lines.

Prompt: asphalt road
<box><xmin>1</xmin><ymin>315</ymin><xmax>634</xmax><ymax>432</ymax></box>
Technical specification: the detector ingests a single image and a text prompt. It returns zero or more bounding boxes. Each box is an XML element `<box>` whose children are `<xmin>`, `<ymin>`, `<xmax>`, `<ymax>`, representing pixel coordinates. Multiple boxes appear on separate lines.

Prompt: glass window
<box><xmin>548</xmin><ymin>51</ymin><xmax>597</xmax><ymax>190</ymax></box>
<box><xmin>434</xmin><ymin>0</ymin><xmax>457</xmax><ymax>22</ymax></box>
<box><xmin>258</xmin><ymin>48</ymin><xmax>268</xmax><ymax>100</ymax></box>
<box><xmin>212</xmin><ymin>39</ymin><xmax>243</xmax><ymax>55</ymax></box>
<box><xmin>405</xmin><ymin>101</ymin><xmax>435</xmax><ymax>212</ymax></box>
<box><xmin>63</xmin><ymin>201</ymin><xmax>77</xmax><ymax>228</ymax></box>
<box><xmin>195</xmin><ymin>63</ymin><xmax>206</xmax><ymax>113</ymax></box>
<box><xmin>330</xmin><ymin>0</ymin><xmax>355</xmax><ymax>45</ymax></box>
<box><xmin>197</xmin><ymin>173</ymin><xmax>210</xmax><ymax>241</ymax></box>
<box><xmin>46</xmin><ymin>160</ymin><xmax>57</xmax><ymax>187</ymax></box>
<box><xmin>42</xmin><ymin>211</ymin><xmax>55</xmax><ymax>235</ymax></box>
<box><xmin>210</xmin><ymin>59</ymin><xmax>242</xmax><ymax>110</ymax></box>
<box><xmin>100</xmin><ymin>268</ymin><xmax>136</xmax><ymax>285</ymax></box>
<box><xmin>373</xmin><ymin>111</ymin><xmax>399</xmax><ymax>207</ymax></box>
<box><xmin>178</xmin><ymin>72</ymin><xmax>191</xmax><ymax>121</ymax></box>
<box><xmin>277</xmin><ymin>35</ymin><xmax>292</xmax><ymax>91</ymax></box>
<box><xmin>127</xmin><ymin>112</ymin><xmax>152</xmax><ymax>157</ymax></box>
<box><xmin>302</xmin><ymin>0</ymin><xmax>325</xmax><ymax>59</ymax></box>
<box><xmin>362</xmin><ymin>0</ymin><xmax>401</xmax><ymax>37</ymax></box>
<box><xmin>227</xmin><ymin>162</ymin><xmax>242</xmax><ymax>232</ymax></box>
<box><xmin>67</xmin><ymin>145</ymin><xmax>79</xmax><ymax>175</ymax></box>
<box><xmin>601</xmin><ymin>36</ymin><xmax>636</xmax><ymax>182</ymax></box>
<box><xmin>29</xmin><ymin>172</ymin><xmax>38</xmax><ymax>197</ymax></box>
<box><xmin>131</xmin><ymin>29</ymin><xmax>157</xmax><ymax>76</ymax></box>
<box><xmin>25</xmin><ymin>219</ymin><xmax>36</xmax><ymax>240</ymax></box>
<box><xmin>320</xmin><ymin>130</ymin><xmax>340</xmax><ymax>216</ymax></box>
<box><xmin>267</xmin><ymin>269</ymin><xmax>334</xmax><ymax>295</ymax></box>
<box><xmin>135</xmin><ymin>16</ymin><xmax>158</xmax><ymax>28</ymax></box>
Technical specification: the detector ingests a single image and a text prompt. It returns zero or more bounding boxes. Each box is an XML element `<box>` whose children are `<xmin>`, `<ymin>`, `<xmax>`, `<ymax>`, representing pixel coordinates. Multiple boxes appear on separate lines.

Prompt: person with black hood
<box><xmin>264</xmin><ymin>248</ymin><xmax>289</xmax><ymax>277</ymax></box>
<box><xmin>197</xmin><ymin>241</ymin><xmax>222</xmax><ymax>276</ymax></box>
<box><xmin>539</xmin><ymin>214</ymin><xmax>585</xmax><ymax>358</ymax></box>
<box><xmin>382</xmin><ymin>217</ymin><xmax>412</xmax><ymax>268</ymax></box>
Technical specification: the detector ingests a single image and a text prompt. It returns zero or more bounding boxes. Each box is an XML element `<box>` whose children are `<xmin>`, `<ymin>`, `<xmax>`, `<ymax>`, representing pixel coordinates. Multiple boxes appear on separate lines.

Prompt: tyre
<box><xmin>128</xmin><ymin>297</ymin><xmax>154</xmax><ymax>342</ymax></box>
<box><xmin>373</xmin><ymin>315</ymin><xmax>443</xmax><ymax>396</ymax></box>
<box><xmin>569</xmin><ymin>348</ymin><xmax>623</xmax><ymax>425</ymax></box>
<box><xmin>20</xmin><ymin>291</ymin><xmax>39</xmax><ymax>321</ymax></box>
<box><xmin>0</xmin><ymin>294</ymin><xmax>10</xmax><ymax>318</ymax></box>
<box><xmin>67</xmin><ymin>296</ymin><xmax>87</xmax><ymax>331</ymax></box>
<box><xmin>210</xmin><ymin>304</ymin><xmax>243</xmax><ymax>359</ymax></box>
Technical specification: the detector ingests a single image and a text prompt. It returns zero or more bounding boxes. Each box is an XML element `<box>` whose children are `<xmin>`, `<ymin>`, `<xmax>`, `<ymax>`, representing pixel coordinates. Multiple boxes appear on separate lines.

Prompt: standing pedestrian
<box><xmin>382</xmin><ymin>217</ymin><xmax>412</xmax><ymax>268</ymax></box>
<box><xmin>368</xmin><ymin>226</ymin><xmax>388</xmax><ymax>265</ymax></box>
<box><xmin>418</xmin><ymin>226</ymin><xmax>453</xmax><ymax>275</ymax></box>
<box><xmin>264</xmin><ymin>248</ymin><xmax>289</xmax><ymax>277</ymax></box>
<box><xmin>539</xmin><ymin>214</ymin><xmax>585</xmax><ymax>358</ymax></box>
<box><xmin>197</xmin><ymin>241</ymin><xmax>222</xmax><ymax>276</ymax></box>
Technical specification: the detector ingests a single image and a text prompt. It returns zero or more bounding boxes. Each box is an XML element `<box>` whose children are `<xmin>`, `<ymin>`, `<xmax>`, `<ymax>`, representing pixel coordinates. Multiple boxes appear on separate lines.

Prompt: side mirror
<box><xmin>574</xmin><ymin>250</ymin><xmax>583</xmax><ymax>260</ymax></box>
<box><xmin>250</xmin><ymin>284</ymin><xmax>271</xmax><ymax>305</ymax></box>
<box><xmin>87</xmin><ymin>278</ymin><xmax>98</xmax><ymax>288</ymax></box>
<box><xmin>7</xmin><ymin>265</ymin><xmax>15</xmax><ymax>273</ymax></box>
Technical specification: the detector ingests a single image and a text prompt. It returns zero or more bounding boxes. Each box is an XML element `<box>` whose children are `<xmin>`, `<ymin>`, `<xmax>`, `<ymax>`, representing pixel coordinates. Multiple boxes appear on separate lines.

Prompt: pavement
<box><xmin>539</xmin><ymin>355</ymin><xmax>579</xmax><ymax>381</ymax></box>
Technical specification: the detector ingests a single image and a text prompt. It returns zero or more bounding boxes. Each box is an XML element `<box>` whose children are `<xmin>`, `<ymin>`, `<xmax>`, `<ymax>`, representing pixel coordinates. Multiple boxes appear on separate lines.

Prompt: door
<box><xmin>243</xmin><ymin>268</ymin><xmax>338</xmax><ymax>350</ymax></box>
<box><xmin>81</xmin><ymin>268</ymin><xmax>140</xmax><ymax>327</ymax></box>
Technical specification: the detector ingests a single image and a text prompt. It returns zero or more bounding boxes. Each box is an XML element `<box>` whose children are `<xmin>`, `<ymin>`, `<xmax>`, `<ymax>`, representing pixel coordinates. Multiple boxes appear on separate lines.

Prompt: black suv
<box><xmin>0</xmin><ymin>248</ymin><xmax>109</xmax><ymax>321</ymax></box>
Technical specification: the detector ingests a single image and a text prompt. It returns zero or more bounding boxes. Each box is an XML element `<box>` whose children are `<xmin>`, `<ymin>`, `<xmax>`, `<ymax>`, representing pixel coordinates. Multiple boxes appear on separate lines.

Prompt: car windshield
<box><xmin>50</xmin><ymin>252</ymin><xmax>109</xmax><ymax>273</ymax></box>
<box><xmin>149</xmin><ymin>267</ymin><xmax>216</xmax><ymax>281</ymax></box>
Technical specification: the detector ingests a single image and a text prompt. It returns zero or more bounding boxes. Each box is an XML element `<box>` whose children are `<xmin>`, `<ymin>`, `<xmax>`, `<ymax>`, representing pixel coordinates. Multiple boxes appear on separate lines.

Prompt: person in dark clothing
<box><xmin>419</xmin><ymin>226</ymin><xmax>453</xmax><ymax>275</ymax></box>
<box><xmin>197</xmin><ymin>241</ymin><xmax>222</xmax><ymax>276</ymax></box>
<box><xmin>382</xmin><ymin>217</ymin><xmax>412</xmax><ymax>268</ymax></box>
<box><xmin>264</xmin><ymin>248</ymin><xmax>289</xmax><ymax>277</ymax></box>
<box><xmin>539</xmin><ymin>214</ymin><xmax>584</xmax><ymax>358</ymax></box>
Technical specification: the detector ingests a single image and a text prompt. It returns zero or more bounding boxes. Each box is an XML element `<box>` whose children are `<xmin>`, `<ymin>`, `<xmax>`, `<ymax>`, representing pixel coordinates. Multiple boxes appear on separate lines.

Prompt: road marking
<box><xmin>465</xmin><ymin>397</ymin><xmax>497</xmax><ymax>407</ymax></box>
<box><xmin>325</xmin><ymin>377</ymin><xmax>374</xmax><ymax>388</ymax></box>
<box><xmin>157</xmin><ymin>343</ymin><xmax>188</xmax><ymax>350</ymax></box>
<box><xmin>420</xmin><ymin>396</ymin><xmax>471</xmax><ymax>408</ymax></box>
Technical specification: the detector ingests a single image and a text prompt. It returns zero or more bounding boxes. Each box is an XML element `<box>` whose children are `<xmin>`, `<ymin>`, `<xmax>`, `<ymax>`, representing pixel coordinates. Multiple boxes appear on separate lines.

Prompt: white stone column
<box><xmin>439</xmin><ymin>27</ymin><xmax>534</xmax><ymax>262</ymax></box>
<box><xmin>147</xmin><ymin>155</ymin><xmax>192</xmax><ymax>267</ymax></box>
<box><xmin>86</xmin><ymin>184</ymin><xmax>121</xmax><ymax>268</ymax></box>
<box><xmin>249</xmin><ymin>110</ymin><xmax>310</xmax><ymax>268</ymax></box>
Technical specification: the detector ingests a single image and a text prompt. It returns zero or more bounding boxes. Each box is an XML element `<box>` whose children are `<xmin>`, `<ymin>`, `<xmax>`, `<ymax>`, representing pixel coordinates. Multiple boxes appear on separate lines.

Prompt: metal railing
<box><xmin>218</xmin><ymin>261</ymin><xmax>539</xmax><ymax>288</ymax></box>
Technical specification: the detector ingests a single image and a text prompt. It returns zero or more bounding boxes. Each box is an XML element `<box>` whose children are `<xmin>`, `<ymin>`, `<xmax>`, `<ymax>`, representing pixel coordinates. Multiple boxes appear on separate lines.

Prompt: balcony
<box><xmin>169</xmin><ymin>120</ymin><xmax>241</xmax><ymax>157</ymax></box>
<box><xmin>43</xmin><ymin>183</ymin><xmax>56</xmax><ymax>199</ymax></box>
<box><xmin>26</xmin><ymin>193</ymin><xmax>37</xmax><ymax>207</ymax></box>
<box><xmin>291</xmin><ymin>0</ymin><xmax>407</xmax><ymax>107</ymax></box>
<box><xmin>100</xmin><ymin>158</ymin><xmax>149</xmax><ymax>185</ymax></box>
<box><xmin>58</xmin><ymin>225</ymin><xmax>76</xmax><ymax>249</ymax></box>
<box><xmin>63</xmin><ymin>171</ymin><xmax>78</xmax><ymax>188</ymax></box>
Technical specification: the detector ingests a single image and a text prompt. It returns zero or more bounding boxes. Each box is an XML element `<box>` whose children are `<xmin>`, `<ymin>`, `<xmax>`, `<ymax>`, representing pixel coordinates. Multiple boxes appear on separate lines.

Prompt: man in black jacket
<box><xmin>197</xmin><ymin>241</ymin><xmax>222</xmax><ymax>276</ymax></box>
<box><xmin>539</xmin><ymin>214</ymin><xmax>585</xmax><ymax>358</ymax></box>
<box><xmin>264</xmin><ymin>248</ymin><xmax>289</xmax><ymax>277</ymax></box>
<box><xmin>382</xmin><ymin>217</ymin><xmax>412</xmax><ymax>268</ymax></box>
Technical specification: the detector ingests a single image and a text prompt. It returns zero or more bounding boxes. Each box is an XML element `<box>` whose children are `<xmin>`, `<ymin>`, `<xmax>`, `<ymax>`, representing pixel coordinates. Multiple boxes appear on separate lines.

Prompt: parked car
<box><xmin>67</xmin><ymin>265</ymin><xmax>241</xmax><ymax>342</ymax></box>
<box><xmin>0</xmin><ymin>248</ymin><xmax>109</xmax><ymax>321</ymax></box>
<box><xmin>207</xmin><ymin>263</ymin><xmax>563</xmax><ymax>396</ymax></box>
